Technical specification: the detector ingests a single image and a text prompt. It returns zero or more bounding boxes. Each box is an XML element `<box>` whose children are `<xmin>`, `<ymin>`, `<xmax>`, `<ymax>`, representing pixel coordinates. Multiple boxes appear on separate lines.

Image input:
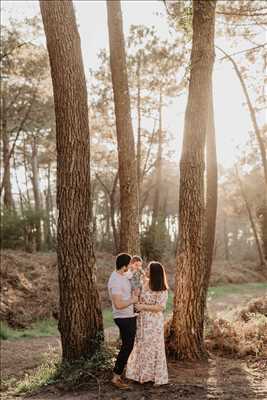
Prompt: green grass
<box><xmin>0</xmin><ymin>319</ymin><xmax>58</xmax><ymax>341</ymax></box>
<box><xmin>2</xmin><ymin>283</ymin><xmax>266</xmax><ymax>339</ymax></box>
<box><xmin>15</xmin><ymin>344</ymin><xmax>116</xmax><ymax>395</ymax></box>
<box><xmin>165</xmin><ymin>283</ymin><xmax>267</xmax><ymax>311</ymax></box>
<box><xmin>208</xmin><ymin>282</ymin><xmax>267</xmax><ymax>298</ymax></box>
<box><xmin>102</xmin><ymin>308</ymin><xmax>114</xmax><ymax>328</ymax></box>
<box><xmin>16</xmin><ymin>353</ymin><xmax>60</xmax><ymax>394</ymax></box>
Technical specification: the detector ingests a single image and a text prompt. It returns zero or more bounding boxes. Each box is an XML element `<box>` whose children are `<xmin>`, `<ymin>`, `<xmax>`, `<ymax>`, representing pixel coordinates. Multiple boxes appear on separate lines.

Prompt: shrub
<box><xmin>141</xmin><ymin>217</ymin><xmax>173</xmax><ymax>261</ymax></box>
<box><xmin>1</xmin><ymin>208</ymin><xmax>46</xmax><ymax>251</ymax></box>
<box><xmin>1</xmin><ymin>211</ymin><xmax>24</xmax><ymax>249</ymax></box>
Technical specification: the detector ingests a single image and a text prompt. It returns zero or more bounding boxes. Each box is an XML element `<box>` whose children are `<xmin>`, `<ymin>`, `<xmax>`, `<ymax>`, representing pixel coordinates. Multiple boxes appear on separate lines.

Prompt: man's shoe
<box><xmin>111</xmin><ymin>377</ymin><xmax>130</xmax><ymax>390</ymax></box>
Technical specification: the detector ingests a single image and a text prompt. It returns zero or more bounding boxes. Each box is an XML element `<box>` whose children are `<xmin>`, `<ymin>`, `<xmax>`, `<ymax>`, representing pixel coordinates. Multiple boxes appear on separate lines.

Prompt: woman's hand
<box><xmin>135</xmin><ymin>303</ymin><xmax>145</xmax><ymax>312</ymax></box>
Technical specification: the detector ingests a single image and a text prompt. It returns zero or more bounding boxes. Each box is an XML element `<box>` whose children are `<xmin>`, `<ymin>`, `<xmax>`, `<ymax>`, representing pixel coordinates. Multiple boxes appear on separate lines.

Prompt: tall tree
<box><xmin>1</xmin><ymin>88</ymin><xmax>14</xmax><ymax>210</ymax></box>
<box><xmin>40</xmin><ymin>0</ymin><xmax>103</xmax><ymax>362</ymax></box>
<box><xmin>106</xmin><ymin>0</ymin><xmax>140</xmax><ymax>254</ymax></box>
<box><xmin>203</xmin><ymin>82</ymin><xmax>218</xmax><ymax>299</ymax></box>
<box><xmin>169</xmin><ymin>0</ymin><xmax>217</xmax><ymax>360</ymax></box>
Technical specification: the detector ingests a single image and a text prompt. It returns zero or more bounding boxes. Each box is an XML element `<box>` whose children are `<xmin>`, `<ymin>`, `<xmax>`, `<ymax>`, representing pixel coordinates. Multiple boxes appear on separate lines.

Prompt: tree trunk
<box><xmin>95</xmin><ymin>172</ymin><xmax>119</xmax><ymax>254</ymax></box>
<box><xmin>152</xmin><ymin>90</ymin><xmax>163</xmax><ymax>226</ymax></box>
<box><xmin>40</xmin><ymin>0</ymin><xmax>103</xmax><ymax>362</ymax></box>
<box><xmin>0</xmin><ymin>94</ymin><xmax>36</xmax><ymax>198</ymax></box>
<box><xmin>1</xmin><ymin>92</ymin><xmax>14</xmax><ymax>210</ymax></box>
<box><xmin>136</xmin><ymin>55</ymin><xmax>142</xmax><ymax>202</ymax></box>
<box><xmin>235</xmin><ymin>166</ymin><xmax>265</xmax><ymax>266</ymax></box>
<box><xmin>13</xmin><ymin>154</ymin><xmax>24</xmax><ymax>215</ymax></box>
<box><xmin>203</xmin><ymin>81</ymin><xmax>218</xmax><ymax>298</ymax></box>
<box><xmin>23</xmin><ymin>135</ymin><xmax>31</xmax><ymax>207</ymax></box>
<box><xmin>107</xmin><ymin>0</ymin><xmax>140</xmax><ymax>254</ymax></box>
<box><xmin>110</xmin><ymin>172</ymin><xmax>119</xmax><ymax>253</ymax></box>
<box><xmin>31</xmin><ymin>136</ymin><xmax>42</xmax><ymax>251</ymax></box>
<box><xmin>169</xmin><ymin>0</ymin><xmax>216</xmax><ymax>360</ymax></box>
<box><xmin>223</xmin><ymin>213</ymin><xmax>230</xmax><ymax>262</ymax></box>
<box><xmin>218</xmin><ymin>47</ymin><xmax>267</xmax><ymax>259</ymax></box>
<box><xmin>217</xmin><ymin>47</ymin><xmax>267</xmax><ymax>188</ymax></box>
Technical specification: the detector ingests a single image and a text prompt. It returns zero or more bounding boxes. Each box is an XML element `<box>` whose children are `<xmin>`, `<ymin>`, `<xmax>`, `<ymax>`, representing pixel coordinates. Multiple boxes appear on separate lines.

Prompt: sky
<box><xmin>2</xmin><ymin>0</ymin><xmax>265</xmax><ymax>169</ymax></box>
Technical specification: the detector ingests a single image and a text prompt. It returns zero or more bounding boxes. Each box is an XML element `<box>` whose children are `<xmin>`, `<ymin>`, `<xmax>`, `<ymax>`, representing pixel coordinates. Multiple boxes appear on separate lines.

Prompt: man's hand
<box><xmin>131</xmin><ymin>295</ymin><xmax>139</xmax><ymax>304</ymax></box>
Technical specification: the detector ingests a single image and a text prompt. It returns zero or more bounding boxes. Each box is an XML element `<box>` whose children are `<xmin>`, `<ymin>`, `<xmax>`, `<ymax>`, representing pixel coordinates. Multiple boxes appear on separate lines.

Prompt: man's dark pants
<box><xmin>113</xmin><ymin>316</ymin><xmax>137</xmax><ymax>376</ymax></box>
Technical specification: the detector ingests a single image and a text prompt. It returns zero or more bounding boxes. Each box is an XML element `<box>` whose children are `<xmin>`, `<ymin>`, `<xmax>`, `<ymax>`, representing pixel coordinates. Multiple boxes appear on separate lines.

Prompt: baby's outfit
<box><xmin>129</xmin><ymin>270</ymin><xmax>143</xmax><ymax>291</ymax></box>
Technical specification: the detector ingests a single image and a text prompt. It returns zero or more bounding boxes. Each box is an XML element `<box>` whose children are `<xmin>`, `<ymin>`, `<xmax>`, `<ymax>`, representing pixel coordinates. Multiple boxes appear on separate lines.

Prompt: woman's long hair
<box><xmin>148</xmin><ymin>262</ymin><xmax>168</xmax><ymax>292</ymax></box>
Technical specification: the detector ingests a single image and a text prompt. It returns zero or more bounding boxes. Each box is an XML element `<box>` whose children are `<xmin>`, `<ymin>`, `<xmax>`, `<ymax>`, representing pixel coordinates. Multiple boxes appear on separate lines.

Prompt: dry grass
<box><xmin>165</xmin><ymin>296</ymin><xmax>267</xmax><ymax>358</ymax></box>
<box><xmin>206</xmin><ymin>295</ymin><xmax>267</xmax><ymax>357</ymax></box>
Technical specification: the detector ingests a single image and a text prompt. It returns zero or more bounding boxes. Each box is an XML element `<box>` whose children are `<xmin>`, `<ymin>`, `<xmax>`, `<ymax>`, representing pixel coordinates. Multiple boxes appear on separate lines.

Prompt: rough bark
<box><xmin>170</xmin><ymin>0</ymin><xmax>216</xmax><ymax>360</ymax></box>
<box><xmin>107</xmin><ymin>0</ymin><xmax>140</xmax><ymax>254</ymax></box>
<box><xmin>44</xmin><ymin>161</ymin><xmax>53</xmax><ymax>249</ymax></box>
<box><xmin>31</xmin><ymin>136</ymin><xmax>42</xmax><ymax>251</ymax></box>
<box><xmin>40</xmin><ymin>0</ymin><xmax>103</xmax><ymax>362</ymax></box>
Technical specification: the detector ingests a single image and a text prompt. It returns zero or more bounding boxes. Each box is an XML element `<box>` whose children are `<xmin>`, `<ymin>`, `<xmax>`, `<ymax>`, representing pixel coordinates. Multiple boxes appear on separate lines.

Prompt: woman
<box><xmin>126</xmin><ymin>261</ymin><xmax>169</xmax><ymax>386</ymax></box>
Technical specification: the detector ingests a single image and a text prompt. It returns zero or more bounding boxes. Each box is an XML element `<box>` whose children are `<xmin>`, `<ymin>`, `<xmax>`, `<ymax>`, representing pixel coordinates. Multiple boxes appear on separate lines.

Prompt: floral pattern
<box><xmin>126</xmin><ymin>288</ymin><xmax>168</xmax><ymax>385</ymax></box>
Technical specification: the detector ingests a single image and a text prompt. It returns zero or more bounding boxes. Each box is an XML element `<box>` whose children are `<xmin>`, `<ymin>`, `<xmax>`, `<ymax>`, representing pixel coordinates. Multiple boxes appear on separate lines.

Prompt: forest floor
<box><xmin>1</xmin><ymin>286</ymin><xmax>267</xmax><ymax>400</ymax></box>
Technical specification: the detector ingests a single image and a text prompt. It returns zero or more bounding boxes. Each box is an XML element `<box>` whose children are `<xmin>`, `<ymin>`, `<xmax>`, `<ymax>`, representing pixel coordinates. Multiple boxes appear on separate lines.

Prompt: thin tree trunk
<box><xmin>169</xmin><ymin>0</ymin><xmax>216</xmax><ymax>360</ymax></box>
<box><xmin>107</xmin><ymin>0</ymin><xmax>140</xmax><ymax>254</ymax></box>
<box><xmin>13</xmin><ymin>154</ymin><xmax>24</xmax><ymax>214</ymax></box>
<box><xmin>217</xmin><ymin>47</ymin><xmax>267</xmax><ymax>189</ymax></box>
<box><xmin>31</xmin><ymin>136</ymin><xmax>42</xmax><ymax>251</ymax></box>
<box><xmin>0</xmin><ymin>94</ymin><xmax>36</xmax><ymax>197</ymax></box>
<box><xmin>136</xmin><ymin>55</ymin><xmax>142</xmax><ymax>201</ymax></box>
<box><xmin>235</xmin><ymin>166</ymin><xmax>265</xmax><ymax>266</ymax></box>
<box><xmin>1</xmin><ymin>92</ymin><xmax>14</xmax><ymax>210</ymax></box>
<box><xmin>40</xmin><ymin>0</ymin><xmax>103</xmax><ymax>362</ymax></box>
<box><xmin>203</xmin><ymin>81</ymin><xmax>218</xmax><ymax>298</ymax></box>
<box><xmin>152</xmin><ymin>90</ymin><xmax>163</xmax><ymax>226</ymax></box>
<box><xmin>110</xmin><ymin>172</ymin><xmax>119</xmax><ymax>253</ymax></box>
<box><xmin>22</xmin><ymin>135</ymin><xmax>31</xmax><ymax>207</ymax></box>
<box><xmin>96</xmin><ymin>172</ymin><xmax>119</xmax><ymax>254</ymax></box>
<box><xmin>223</xmin><ymin>213</ymin><xmax>230</xmax><ymax>262</ymax></box>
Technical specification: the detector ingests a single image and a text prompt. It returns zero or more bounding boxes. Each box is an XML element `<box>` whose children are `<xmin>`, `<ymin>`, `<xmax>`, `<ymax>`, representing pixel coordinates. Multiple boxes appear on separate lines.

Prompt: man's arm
<box><xmin>111</xmin><ymin>293</ymin><xmax>138</xmax><ymax>310</ymax></box>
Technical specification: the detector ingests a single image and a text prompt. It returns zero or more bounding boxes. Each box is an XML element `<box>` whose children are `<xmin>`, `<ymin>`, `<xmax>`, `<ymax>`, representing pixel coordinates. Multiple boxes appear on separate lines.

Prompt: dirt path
<box><xmin>2</xmin><ymin>356</ymin><xmax>267</xmax><ymax>400</ymax></box>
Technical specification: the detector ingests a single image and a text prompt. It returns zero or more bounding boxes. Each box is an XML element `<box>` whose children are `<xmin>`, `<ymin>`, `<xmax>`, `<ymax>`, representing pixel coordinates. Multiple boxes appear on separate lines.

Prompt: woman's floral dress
<box><xmin>126</xmin><ymin>288</ymin><xmax>168</xmax><ymax>385</ymax></box>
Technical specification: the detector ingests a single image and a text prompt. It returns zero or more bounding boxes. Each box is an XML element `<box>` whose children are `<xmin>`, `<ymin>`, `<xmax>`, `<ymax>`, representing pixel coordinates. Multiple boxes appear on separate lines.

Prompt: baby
<box><xmin>128</xmin><ymin>255</ymin><xmax>143</xmax><ymax>295</ymax></box>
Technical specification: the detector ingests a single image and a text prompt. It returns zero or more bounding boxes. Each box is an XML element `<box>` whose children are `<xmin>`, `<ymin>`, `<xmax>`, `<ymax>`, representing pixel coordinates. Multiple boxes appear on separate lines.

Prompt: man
<box><xmin>108</xmin><ymin>253</ymin><xmax>138</xmax><ymax>389</ymax></box>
